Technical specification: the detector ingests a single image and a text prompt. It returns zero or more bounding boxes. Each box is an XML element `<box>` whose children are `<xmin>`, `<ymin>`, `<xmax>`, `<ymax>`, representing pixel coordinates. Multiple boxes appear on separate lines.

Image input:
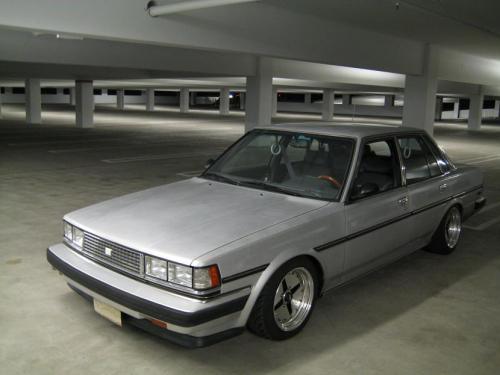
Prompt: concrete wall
<box><xmin>277</xmin><ymin>101</ymin><xmax>403</xmax><ymax>118</ymax></box>
<box><xmin>442</xmin><ymin>108</ymin><xmax>499</xmax><ymax>120</ymax></box>
<box><xmin>0</xmin><ymin>89</ymin><xmax>178</xmax><ymax>105</ymax></box>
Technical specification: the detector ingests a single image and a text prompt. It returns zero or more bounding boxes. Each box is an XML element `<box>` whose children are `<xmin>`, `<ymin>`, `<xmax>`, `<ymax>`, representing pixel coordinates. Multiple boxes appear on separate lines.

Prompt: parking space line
<box><xmin>456</xmin><ymin>154</ymin><xmax>498</xmax><ymax>163</ymax></box>
<box><xmin>463</xmin><ymin>202</ymin><xmax>500</xmax><ymax>231</ymax></box>
<box><xmin>102</xmin><ymin>151</ymin><xmax>222</xmax><ymax>164</ymax></box>
<box><xmin>464</xmin><ymin>216</ymin><xmax>500</xmax><ymax>231</ymax></box>
<box><xmin>466</xmin><ymin>156</ymin><xmax>500</xmax><ymax>165</ymax></box>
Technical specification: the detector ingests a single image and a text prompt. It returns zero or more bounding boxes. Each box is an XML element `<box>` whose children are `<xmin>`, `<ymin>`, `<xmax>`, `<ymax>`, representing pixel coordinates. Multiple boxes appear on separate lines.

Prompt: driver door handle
<box><xmin>439</xmin><ymin>183</ymin><xmax>448</xmax><ymax>192</ymax></box>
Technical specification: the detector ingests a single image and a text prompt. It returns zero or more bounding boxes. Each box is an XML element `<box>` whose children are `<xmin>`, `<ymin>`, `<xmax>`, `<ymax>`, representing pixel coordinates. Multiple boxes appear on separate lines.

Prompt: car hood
<box><xmin>65</xmin><ymin>178</ymin><xmax>328</xmax><ymax>265</ymax></box>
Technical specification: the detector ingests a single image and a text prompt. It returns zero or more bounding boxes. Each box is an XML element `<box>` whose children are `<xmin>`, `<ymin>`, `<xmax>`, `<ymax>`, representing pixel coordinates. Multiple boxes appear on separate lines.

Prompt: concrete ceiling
<box><xmin>275</xmin><ymin>0</ymin><xmax>500</xmax><ymax>61</ymax></box>
<box><xmin>0</xmin><ymin>0</ymin><xmax>500</xmax><ymax>92</ymax></box>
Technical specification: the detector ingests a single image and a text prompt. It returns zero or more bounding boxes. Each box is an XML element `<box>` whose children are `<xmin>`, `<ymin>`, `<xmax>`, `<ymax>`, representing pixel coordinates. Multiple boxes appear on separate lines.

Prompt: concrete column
<box><xmin>69</xmin><ymin>87</ymin><xmax>75</xmax><ymax>105</ymax></box>
<box><xmin>117</xmin><ymin>89</ymin><xmax>125</xmax><ymax>110</ymax></box>
<box><xmin>384</xmin><ymin>94</ymin><xmax>395</xmax><ymax>107</ymax></box>
<box><xmin>468</xmin><ymin>87</ymin><xmax>484</xmax><ymax>131</ymax></box>
<box><xmin>180</xmin><ymin>88</ymin><xmax>189</xmax><ymax>113</ymax></box>
<box><xmin>245</xmin><ymin>57</ymin><xmax>273</xmax><ymax>131</ymax></box>
<box><xmin>25</xmin><ymin>79</ymin><xmax>42</xmax><ymax>124</ymax></box>
<box><xmin>239</xmin><ymin>92</ymin><xmax>245</xmax><ymax>110</ymax></box>
<box><xmin>219</xmin><ymin>87</ymin><xmax>230</xmax><ymax>115</ymax></box>
<box><xmin>402</xmin><ymin>45</ymin><xmax>438</xmax><ymax>134</ymax></box>
<box><xmin>342</xmin><ymin>94</ymin><xmax>350</xmax><ymax>105</ymax></box>
<box><xmin>75</xmin><ymin>80</ymin><xmax>94</xmax><ymax>128</ymax></box>
<box><xmin>272</xmin><ymin>87</ymin><xmax>278</xmax><ymax>116</ymax></box>
<box><xmin>146</xmin><ymin>88</ymin><xmax>155</xmax><ymax>111</ymax></box>
<box><xmin>322</xmin><ymin>89</ymin><xmax>335</xmax><ymax>121</ymax></box>
<box><xmin>435</xmin><ymin>96</ymin><xmax>443</xmax><ymax>121</ymax></box>
<box><xmin>453</xmin><ymin>100</ymin><xmax>460</xmax><ymax>119</ymax></box>
<box><xmin>304</xmin><ymin>93</ymin><xmax>311</xmax><ymax>104</ymax></box>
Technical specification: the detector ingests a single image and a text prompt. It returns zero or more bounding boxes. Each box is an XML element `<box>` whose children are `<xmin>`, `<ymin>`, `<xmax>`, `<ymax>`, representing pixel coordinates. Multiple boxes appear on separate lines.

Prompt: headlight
<box><xmin>63</xmin><ymin>221</ymin><xmax>84</xmax><ymax>249</ymax></box>
<box><xmin>64</xmin><ymin>222</ymin><xmax>73</xmax><ymax>241</ymax></box>
<box><xmin>168</xmin><ymin>262</ymin><xmax>193</xmax><ymax>287</ymax></box>
<box><xmin>145</xmin><ymin>256</ymin><xmax>167</xmax><ymax>281</ymax></box>
<box><xmin>144</xmin><ymin>255</ymin><xmax>220</xmax><ymax>291</ymax></box>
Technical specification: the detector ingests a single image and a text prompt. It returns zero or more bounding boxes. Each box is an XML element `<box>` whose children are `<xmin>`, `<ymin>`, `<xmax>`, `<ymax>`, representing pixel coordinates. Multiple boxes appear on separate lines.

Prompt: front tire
<box><xmin>426</xmin><ymin>205</ymin><xmax>462</xmax><ymax>254</ymax></box>
<box><xmin>247</xmin><ymin>258</ymin><xmax>318</xmax><ymax>340</ymax></box>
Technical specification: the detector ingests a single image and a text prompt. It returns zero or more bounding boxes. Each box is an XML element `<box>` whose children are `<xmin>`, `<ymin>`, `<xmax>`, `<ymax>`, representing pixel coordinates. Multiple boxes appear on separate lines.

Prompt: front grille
<box><xmin>82</xmin><ymin>232</ymin><xmax>143</xmax><ymax>276</ymax></box>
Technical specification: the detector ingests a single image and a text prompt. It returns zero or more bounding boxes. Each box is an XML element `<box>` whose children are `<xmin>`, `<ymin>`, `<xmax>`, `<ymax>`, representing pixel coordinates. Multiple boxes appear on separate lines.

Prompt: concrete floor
<box><xmin>1</xmin><ymin>104</ymin><xmax>499</xmax><ymax>375</ymax></box>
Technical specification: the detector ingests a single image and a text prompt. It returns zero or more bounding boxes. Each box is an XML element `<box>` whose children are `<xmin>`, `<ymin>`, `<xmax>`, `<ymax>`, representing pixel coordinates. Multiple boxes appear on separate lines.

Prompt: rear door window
<box><xmin>397</xmin><ymin>136</ymin><xmax>442</xmax><ymax>184</ymax></box>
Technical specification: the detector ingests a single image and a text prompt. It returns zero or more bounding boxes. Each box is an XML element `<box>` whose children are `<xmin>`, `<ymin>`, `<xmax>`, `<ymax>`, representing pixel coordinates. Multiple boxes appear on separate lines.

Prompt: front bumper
<box><xmin>47</xmin><ymin>244</ymin><xmax>249</xmax><ymax>347</ymax></box>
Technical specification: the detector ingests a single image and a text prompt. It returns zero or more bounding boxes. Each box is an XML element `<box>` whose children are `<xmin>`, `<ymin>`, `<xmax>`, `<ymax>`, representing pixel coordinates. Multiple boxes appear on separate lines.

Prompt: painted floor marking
<box><xmin>102</xmin><ymin>150</ymin><xmax>222</xmax><ymax>164</ymax></box>
<box><xmin>463</xmin><ymin>202</ymin><xmax>500</xmax><ymax>231</ymax></box>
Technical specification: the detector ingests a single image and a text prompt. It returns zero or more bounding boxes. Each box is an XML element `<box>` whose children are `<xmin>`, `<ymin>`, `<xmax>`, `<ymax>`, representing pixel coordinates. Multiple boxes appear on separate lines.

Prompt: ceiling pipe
<box><xmin>146</xmin><ymin>0</ymin><xmax>260</xmax><ymax>17</ymax></box>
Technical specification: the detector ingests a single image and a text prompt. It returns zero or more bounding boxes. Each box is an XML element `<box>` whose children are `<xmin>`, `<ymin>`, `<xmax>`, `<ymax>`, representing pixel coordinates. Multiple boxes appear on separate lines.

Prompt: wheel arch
<box><xmin>236</xmin><ymin>251</ymin><xmax>325</xmax><ymax>327</ymax></box>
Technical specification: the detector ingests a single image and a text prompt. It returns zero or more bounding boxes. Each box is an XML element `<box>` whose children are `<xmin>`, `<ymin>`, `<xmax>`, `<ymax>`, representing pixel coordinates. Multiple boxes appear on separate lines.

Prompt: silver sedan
<box><xmin>47</xmin><ymin>123</ymin><xmax>486</xmax><ymax>347</ymax></box>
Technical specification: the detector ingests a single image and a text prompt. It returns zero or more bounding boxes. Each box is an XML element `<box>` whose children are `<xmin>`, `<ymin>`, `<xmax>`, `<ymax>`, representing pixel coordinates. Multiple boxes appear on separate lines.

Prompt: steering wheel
<box><xmin>318</xmin><ymin>175</ymin><xmax>342</xmax><ymax>188</ymax></box>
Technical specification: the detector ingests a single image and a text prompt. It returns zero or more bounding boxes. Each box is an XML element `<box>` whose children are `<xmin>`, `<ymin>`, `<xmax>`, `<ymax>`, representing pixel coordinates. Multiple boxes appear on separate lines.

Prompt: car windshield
<box><xmin>203</xmin><ymin>130</ymin><xmax>355</xmax><ymax>201</ymax></box>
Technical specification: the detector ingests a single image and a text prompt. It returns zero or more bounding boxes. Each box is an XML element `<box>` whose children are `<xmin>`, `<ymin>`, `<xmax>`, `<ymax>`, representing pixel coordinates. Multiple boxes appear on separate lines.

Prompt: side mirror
<box><xmin>351</xmin><ymin>182</ymin><xmax>379</xmax><ymax>200</ymax></box>
<box><xmin>205</xmin><ymin>158</ymin><xmax>215</xmax><ymax>169</ymax></box>
<box><xmin>359</xmin><ymin>182</ymin><xmax>379</xmax><ymax>197</ymax></box>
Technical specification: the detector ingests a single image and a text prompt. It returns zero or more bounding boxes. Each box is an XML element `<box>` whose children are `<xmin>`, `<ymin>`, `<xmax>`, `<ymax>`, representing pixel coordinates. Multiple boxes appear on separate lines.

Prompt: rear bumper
<box><xmin>47</xmin><ymin>244</ymin><xmax>249</xmax><ymax>347</ymax></box>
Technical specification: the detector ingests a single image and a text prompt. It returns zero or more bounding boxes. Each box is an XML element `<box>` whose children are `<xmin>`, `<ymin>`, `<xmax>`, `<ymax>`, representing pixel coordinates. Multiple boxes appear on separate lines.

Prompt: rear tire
<box><xmin>426</xmin><ymin>205</ymin><xmax>462</xmax><ymax>255</ymax></box>
<box><xmin>247</xmin><ymin>257</ymin><xmax>318</xmax><ymax>340</ymax></box>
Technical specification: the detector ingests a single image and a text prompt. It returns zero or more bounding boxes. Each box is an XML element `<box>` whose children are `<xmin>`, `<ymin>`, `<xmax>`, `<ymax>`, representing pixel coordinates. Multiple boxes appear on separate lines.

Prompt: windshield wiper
<box><xmin>239</xmin><ymin>180</ymin><xmax>306</xmax><ymax>197</ymax></box>
<box><xmin>202</xmin><ymin>172</ymin><xmax>240</xmax><ymax>185</ymax></box>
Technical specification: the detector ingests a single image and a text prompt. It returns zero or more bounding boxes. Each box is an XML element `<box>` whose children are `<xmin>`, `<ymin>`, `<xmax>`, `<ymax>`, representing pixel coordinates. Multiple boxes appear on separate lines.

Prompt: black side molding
<box><xmin>222</xmin><ymin>264</ymin><xmax>269</xmax><ymax>283</ymax></box>
<box><xmin>47</xmin><ymin>249</ymin><xmax>248</xmax><ymax>327</ymax></box>
<box><xmin>314</xmin><ymin>185</ymin><xmax>483</xmax><ymax>252</ymax></box>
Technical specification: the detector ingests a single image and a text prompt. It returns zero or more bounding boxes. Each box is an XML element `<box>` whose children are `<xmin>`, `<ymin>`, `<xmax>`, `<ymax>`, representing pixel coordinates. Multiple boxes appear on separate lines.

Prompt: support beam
<box><xmin>117</xmin><ymin>89</ymin><xmax>125</xmax><ymax>110</ymax></box>
<box><xmin>69</xmin><ymin>87</ymin><xmax>75</xmax><ymax>105</ymax></box>
<box><xmin>342</xmin><ymin>94</ymin><xmax>350</xmax><ymax>105</ymax></box>
<box><xmin>245</xmin><ymin>57</ymin><xmax>273</xmax><ymax>131</ymax></box>
<box><xmin>219</xmin><ymin>87</ymin><xmax>230</xmax><ymax>115</ymax></box>
<box><xmin>189</xmin><ymin>91</ymin><xmax>196</xmax><ymax>106</ymax></box>
<box><xmin>304</xmin><ymin>92</ymin><xmax>311</xmax><ymax>104</ymax></box>
<box><xmin>402</xmin><ymin>45</ymin><xmax>437</xmax><ymax>134</ymax></box>
<box><xmin>322</xmin><ymin>89</ymin><xmax>335</xmax><ymax>121</ymax></box>
<box><xmin>453</xmin><ymin>100</ymin><xmax>460</xmax><ymax>119</ymax></box>
<box><xmin>239</xmin><ymin>92</ymin><xmax>245</xmax><ymax>110</ymax></box>
<box><xmin>75</xmin><ymin>80</ymin><xmax>94</xmax><ymax>128</ymax></box>
<box><xmin>384</xmin><ymin>94</ymin><xmax>395</xmax><ymax>107</ymax></box>
<box><xmin>435</xmin><ymin>97</ymin><xmax>443</xmax><ymax>121</ymax></box>
<box><xmin>468</xmin><ymin>87</ymin><xmax>484</xmax><ymax>131</ymax></box>
<box><xmin>146</xmin><ymin>88</ymin><xmax>155</xmax><ymax>111</ymax></box>
<box><xmin>272</xmin><ymin>87</ymin><xmax>278</xmax><ymax>116</ymax></box>
<box><xmin>180</xmin><ymin>88</ymin><xmax>190</xmax><ymax>113</ymax></box>
<box><xmin>25</xmin><ymin>78</ymin><xmax>41</xmax><ymax>124</ymax></box>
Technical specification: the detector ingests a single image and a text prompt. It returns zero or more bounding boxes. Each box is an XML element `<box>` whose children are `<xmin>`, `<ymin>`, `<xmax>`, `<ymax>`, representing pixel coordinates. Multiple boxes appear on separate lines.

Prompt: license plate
<box><xmin>94</xmin><ymin>299</ymin><xmax>122</xmax><ymax>327</ymax></box>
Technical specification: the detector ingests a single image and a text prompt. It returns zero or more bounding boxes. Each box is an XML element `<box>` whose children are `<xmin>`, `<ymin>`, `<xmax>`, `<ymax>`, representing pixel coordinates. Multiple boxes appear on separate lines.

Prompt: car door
<box><xmin>343</xmin><ymin>137</ymin><xmax>412</xmax><ymax>281</ymax></box>
<box><xmin>396</xmin><ymin>134</ymin><xmax>457</xmax><ymax>247</ymax></box>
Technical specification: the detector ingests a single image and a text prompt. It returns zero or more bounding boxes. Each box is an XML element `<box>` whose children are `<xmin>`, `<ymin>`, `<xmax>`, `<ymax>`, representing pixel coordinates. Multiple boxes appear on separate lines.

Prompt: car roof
<box><xmin>255</xmin><ymin>122</ymin><xmax>425</xmax><ymax>139</ymax></box>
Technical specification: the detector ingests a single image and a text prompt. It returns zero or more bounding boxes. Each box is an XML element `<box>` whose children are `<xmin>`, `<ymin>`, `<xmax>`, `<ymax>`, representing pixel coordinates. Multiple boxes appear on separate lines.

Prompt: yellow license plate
<box><xmin>93</xmin><ymin>299</ymin><xmax>122</xmax><ymax>327</ymax></box>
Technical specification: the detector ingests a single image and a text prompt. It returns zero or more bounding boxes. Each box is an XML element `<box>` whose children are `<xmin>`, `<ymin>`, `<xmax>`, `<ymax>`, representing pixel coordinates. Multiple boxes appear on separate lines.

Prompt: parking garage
<box><xmin>1</xmin><ymin>1</ymin><xmax>500</xmax><ymax>374</ymax></box>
